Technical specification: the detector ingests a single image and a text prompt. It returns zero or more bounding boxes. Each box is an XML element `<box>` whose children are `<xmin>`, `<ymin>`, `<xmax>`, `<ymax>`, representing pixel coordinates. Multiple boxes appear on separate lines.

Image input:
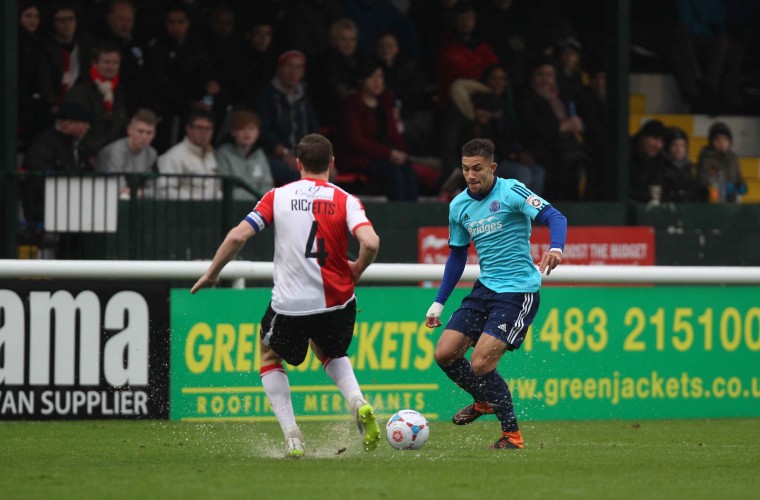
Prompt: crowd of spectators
<box><xmin>15</xmin><ymin>0</ymin><xmax>759</xmax><ymax>209</ymax></box>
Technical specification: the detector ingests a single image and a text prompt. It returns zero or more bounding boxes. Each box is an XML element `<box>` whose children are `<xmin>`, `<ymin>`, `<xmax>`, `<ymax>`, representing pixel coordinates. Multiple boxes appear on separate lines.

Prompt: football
<box><xmin>385</xmin><ymin>409</ymin><xmax>430</xmax><ymax>450</ymax></box>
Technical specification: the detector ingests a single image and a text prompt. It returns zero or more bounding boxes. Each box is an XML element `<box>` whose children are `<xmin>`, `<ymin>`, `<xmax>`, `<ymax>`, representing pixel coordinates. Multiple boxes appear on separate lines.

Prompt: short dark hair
<box><xmin>296</xmin><ymin>134</ymin><xmax>333</xmax><ymax>174</ymax></box>
<box><xmin>462</xmin><ymin>138</ymin><xmax>495</xmax><ymax>162</ymax></box>
<box><xmin>91</xmin><ymin>41</ymin><xmax>121</xmax><ymax>61</ymax></box>
<box><xmin>131</xmin><ymin>108</ymin><xmax>158</xmax><ymax>126</ymax></box>
<box><xmin>165</xmin><ymin>2</ymin><xmax>190</xmax><ymax>20</ymax></box>
<box><xmin>108</xmin><ymin>0</ymin><xmax>135</xmax><ymax>14</ymax></box>
<box><xmin>187</xmin><ymin>109</ymin><xmax>214</xmax><ymax>126</ymax></box>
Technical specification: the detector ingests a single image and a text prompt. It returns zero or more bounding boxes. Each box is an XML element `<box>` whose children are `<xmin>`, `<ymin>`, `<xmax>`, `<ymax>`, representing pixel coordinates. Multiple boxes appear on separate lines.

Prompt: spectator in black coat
<box><xmin>629</xmin><ymin>119</ymin><xmax>670</xmax><ymax>203</ymax></box>
<box><xmin>146</xmin><ymin>3</ymin><xmax>216</xmax><ymax>152</ymax></box>
<box><xmin>18</xmin><ymin>1</ymin><xmax>50</xmax><ymax>151</ymax></box>
<box><xmin>21</xmin><ymin>103</ymin><xmax>93</xmax><ymax>253</ymax></box>
<box><xmin>256</xmin><ymin>50</ymin><xmax>318</xmax><ymax>186</ymax></box>
<box><xmin>37</xmin><ymin>4</ymin><xmax>94</xmax><ymax>113</ymax></box>
<box><xmin>203</xmin><ymin>4</ymin><xmax>245</xmax><ymax>128</ymax></box>
<box><xmin>238</xmin><ymin>20</ymin><xmax>278</xmax><ymax>108</ymax></box>
<box><xmin>310</xmin><ymin>18</ymin><xmax>365</xmax><ymax>127</ymax></box>
<box><xmin>99</xmin><ymin>0</ymin><xmax>155</xmax><ymax>113</ymax></box>
<box><xmin>576</xmin><ymin>62</ymin><xmax>607</xmax><ymax>200</ymax></box>
<box><xmin>475</xmin><ymin>0</ymin><xmax>529</xmax><ymax>87</ymax></box>
<box><xmin>374</xmin><ymin>31</ymin><xmax>433</xmax><ymax>155</ymax></box>
<box><xmin>556</xmin><ymin>36</ymin><xmax>584</xmax><ymax>104</ymax></box>
<box><xmin>515</xmin><ymin>57</ymin><xmax>588</xmax><ymax>201</ymax></box>
<box><xmin>663</xmin><ymin>126</ymin><xmax>707</xmax><ymax>202</ymax></box>
<box><xmin>271</xmin><ymin>0</ymin><xmax>344</xmax><ymax>62</ymax></box>
<box><xmin>63</xmin><ymin>41</ymin><xmax>130</xmax><ymax>156</ymax></box>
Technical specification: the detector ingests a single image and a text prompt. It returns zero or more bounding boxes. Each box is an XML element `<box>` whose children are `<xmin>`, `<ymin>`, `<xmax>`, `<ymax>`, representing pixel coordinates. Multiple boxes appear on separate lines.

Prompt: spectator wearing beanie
<box><xmin>629</xmin><ymin>119</ymin><xmax>670</xmax><ymax>202</ymax></box>
<box><xmin>696</xmin><ymin>122</ymin><xmax>747</xmax><ymax>202</ymax></box>
<box><xmin>255</xmin><ymin>49</ymin><xmax>318</xmax><ymax>187</ymax></box>
<box><xmin>663</xmin><ymin>126</ymin><xmax>707</xmax><ymax>202</ymax></box>
<box><xmin>21</xmin><ymin>102</ymin><xmax>94</xmax><ymax>250</ymax></box>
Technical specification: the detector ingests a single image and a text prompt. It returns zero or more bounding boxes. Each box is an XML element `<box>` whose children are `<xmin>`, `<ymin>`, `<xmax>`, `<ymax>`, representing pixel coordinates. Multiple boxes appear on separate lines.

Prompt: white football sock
<box><xmin>323</xmin><ymin>356</ymin><xmax>365</xmax><ymax>413</ymax></box>
<box><xmin>260</xmin><ymin>365</ymin><xmax>298</xmax><ymax>437</ymax></box>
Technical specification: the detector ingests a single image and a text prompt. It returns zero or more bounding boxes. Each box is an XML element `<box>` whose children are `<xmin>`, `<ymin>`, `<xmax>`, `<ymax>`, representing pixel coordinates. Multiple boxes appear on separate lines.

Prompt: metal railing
<box><xmin>14</xmin><ymin>171</ymin><xmax>264</xmax><ymax>260</ymax></box>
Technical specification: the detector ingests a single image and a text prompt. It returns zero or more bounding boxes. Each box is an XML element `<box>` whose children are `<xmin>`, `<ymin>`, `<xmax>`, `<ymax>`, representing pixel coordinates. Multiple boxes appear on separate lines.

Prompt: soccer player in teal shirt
<box><xmin>425</xmin><ymin>138</ymin><xmax>567</xmax><ymax>449</ymax></box>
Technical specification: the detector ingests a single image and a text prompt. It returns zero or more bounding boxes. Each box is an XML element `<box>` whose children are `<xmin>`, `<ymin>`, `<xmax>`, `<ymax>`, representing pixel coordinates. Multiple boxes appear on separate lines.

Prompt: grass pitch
<box><xmin>1</xmin><ymin>418</ymin><xmax>758</xmax><ymax>499</ymax></box>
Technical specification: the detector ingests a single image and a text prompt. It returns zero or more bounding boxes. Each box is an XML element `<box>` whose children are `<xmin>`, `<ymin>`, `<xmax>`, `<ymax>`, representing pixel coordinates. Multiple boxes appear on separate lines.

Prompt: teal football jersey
<box><xmin>448</xmin><ymin>177</ymin><xmax>549</xmax><ymax>292</ymax></box>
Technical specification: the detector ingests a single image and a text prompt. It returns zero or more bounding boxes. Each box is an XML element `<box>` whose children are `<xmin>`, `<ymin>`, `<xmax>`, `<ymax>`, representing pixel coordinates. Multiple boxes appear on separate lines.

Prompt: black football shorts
<box><xmin>259</xmin><ymin>298</ymin><xmax>357</xmax><ymax>365</ymax></box>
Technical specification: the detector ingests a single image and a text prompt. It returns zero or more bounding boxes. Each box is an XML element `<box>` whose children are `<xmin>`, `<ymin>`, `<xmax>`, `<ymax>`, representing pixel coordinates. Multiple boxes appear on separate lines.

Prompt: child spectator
<box><xmin>696</xmin><ymin>122</ymin><xmax>748</xmax><ymax>202</ymax></box>
<box><xmin>215</xmin><ymin>110</ymin><xmax>273</xmax><ymax>200</ymax></box>
<box><xmin>663</xmin><ymin>126</ymin><xmax>707</xmax><ymax>201</ymax></box>
<box><xmin>664</xmin><ymin>127</ymin><xmax>692</xmax><ymax>173</ymax></box>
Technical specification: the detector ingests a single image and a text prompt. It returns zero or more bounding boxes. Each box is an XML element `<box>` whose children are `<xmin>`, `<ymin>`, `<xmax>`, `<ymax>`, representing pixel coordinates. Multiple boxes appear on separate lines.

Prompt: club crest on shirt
<box><xmin>525</xmin><ymin>195</ymin><xmax>544</xmax><ymax>209</ymax></box>
<box><xmin>489</xmin><ymin>201</ymin><xmax>500</xmax><ymax>213</ymax></box>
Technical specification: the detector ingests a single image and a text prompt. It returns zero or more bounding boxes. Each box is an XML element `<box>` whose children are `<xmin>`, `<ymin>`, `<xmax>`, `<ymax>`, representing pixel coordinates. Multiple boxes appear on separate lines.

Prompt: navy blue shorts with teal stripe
<box><xmin>445</xmin><ymin>281</ymin><xmax>540</xmax><ymax>350</ymax></box>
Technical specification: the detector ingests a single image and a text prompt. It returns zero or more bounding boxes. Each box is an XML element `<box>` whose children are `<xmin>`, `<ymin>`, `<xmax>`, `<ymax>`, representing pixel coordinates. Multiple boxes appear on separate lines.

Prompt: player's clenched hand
<box><xmin>425</xmin><ymin>302</ymin><xmax>444</xmax><ymax>328</ymax></box>
<box><xmin>538</xmin><ymin>250</ymin><xmax>562</xmax><ymax>275</ymax></box>
<box><xmin>191</xmin><ymin>274</ymin><xmax>219</xmax><ymax>294</ymax></box>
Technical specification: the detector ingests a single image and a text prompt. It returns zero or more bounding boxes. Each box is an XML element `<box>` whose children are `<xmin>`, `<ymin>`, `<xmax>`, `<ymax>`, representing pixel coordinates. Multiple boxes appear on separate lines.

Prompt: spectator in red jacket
<box><xmin>336</xmin><ymin>61</ymin><xmax>418</xmax><ymax>200</ymax></box>
<box><xmin>434</xmin><ymin>2</ymin><xmax>500</xmax><ymax>109</ymax></box>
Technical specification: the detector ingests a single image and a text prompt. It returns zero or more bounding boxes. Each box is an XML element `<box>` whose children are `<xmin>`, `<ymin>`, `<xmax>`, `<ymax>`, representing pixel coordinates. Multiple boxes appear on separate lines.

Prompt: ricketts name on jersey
<box><xmin>291</xmin><ymin>198</ymin><xmax>336</xmax><ymax>214</ymax></box>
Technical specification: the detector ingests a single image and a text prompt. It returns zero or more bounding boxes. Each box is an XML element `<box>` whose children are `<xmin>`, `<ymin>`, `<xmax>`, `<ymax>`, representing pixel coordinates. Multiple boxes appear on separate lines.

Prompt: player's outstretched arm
<box><xmin>349</xmin><ymin>225</ymin><xmax>380</xmax><ymax>283</ymax></box>
<box><xmin>191</xmin><ymin>221</ymin><xmax>256</xmax><ymax>294</ymax></box>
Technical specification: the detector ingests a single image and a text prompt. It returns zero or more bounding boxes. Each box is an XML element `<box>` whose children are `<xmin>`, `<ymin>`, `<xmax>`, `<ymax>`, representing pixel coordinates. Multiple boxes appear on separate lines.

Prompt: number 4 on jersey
<box><xmin>305</xmin><ymin>221</ymin><xmax>328</xmax><ymax>266</ymax></box>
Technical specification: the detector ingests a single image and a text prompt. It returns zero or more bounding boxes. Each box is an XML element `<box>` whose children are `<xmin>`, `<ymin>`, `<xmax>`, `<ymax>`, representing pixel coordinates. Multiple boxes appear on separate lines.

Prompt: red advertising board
<box><xmin>418</xmin><ymin>226</ymin><xmax>655</xmax><ymax>265</ymax></box>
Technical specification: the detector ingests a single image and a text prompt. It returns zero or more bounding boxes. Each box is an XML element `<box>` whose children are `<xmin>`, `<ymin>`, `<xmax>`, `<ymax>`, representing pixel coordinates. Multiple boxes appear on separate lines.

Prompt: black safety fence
<box><xmin>14</xmin><ymin>171</ymin><xmax>265</xmax><ymax>261</ymax></box>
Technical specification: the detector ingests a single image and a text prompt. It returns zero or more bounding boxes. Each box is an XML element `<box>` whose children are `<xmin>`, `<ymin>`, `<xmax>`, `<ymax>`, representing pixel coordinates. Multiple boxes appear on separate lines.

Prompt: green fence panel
<box><xmin>170</xmin><ymin>287</ymin><xmax>760</xmax><ymax>422</ymax></box>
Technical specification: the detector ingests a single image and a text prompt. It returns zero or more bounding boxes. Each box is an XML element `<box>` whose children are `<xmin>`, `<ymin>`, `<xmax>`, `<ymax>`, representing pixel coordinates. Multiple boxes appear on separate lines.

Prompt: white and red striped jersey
<box><xmin>244</xmin><ymin>177</ymin><xmax>372</xmax><ymax>315</ymax></box>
